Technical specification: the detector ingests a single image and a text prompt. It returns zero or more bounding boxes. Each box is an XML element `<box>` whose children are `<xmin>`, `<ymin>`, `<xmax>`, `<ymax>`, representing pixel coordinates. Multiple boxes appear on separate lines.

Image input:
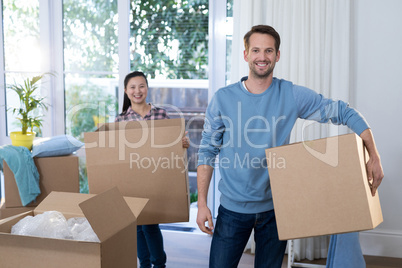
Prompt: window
<box><xmin>61</xmin><ymin>0</ymin><xmax>210</xmax><ymax>145</ymax></box>
<box><xmin>2</xmin><ymin>0</ymin><xmax>42</xmax><ymax>135</ymax></box>
<box><xmin>63</xmin><ymin>0</ymin><xmax>119</xmax><ymax>141</ymax></box>
<box><xmin>130</xmin><ymin>1</ymin><xmax>208</xmax><ymax>80</ymax></box>
<box><xmin>128</xmin><ymin>1</ymin><xmax>209</xmax><ymax>173</ymax></box>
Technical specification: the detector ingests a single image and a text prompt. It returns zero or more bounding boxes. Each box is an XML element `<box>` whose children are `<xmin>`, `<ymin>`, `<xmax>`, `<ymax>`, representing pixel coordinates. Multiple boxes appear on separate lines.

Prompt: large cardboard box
<box><xmin>3</xmin><ymin>155</ymin><xmax>80</xmax><ymax>208</ymax></box>
<box><xmin>0</xmin><ymin>187</ymin><xmax>148</xmax><ymax>268</ymax></box>
<box><xmin>265</xmin><ymin>133</ymin><xmax>383</xmax><ymax>240</ymax></box>
<box><xmin>84</xmin><ymin>118</ymin><xmax>189</xmax><ymax>225</ymax></box>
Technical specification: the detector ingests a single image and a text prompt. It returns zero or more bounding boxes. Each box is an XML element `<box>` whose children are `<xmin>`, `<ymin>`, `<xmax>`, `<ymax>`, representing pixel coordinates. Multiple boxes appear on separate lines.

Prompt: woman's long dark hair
<box><xmin>121</xmin><ymin>71</ymin><xmax>149</xmax><ymax>114</ymax></box>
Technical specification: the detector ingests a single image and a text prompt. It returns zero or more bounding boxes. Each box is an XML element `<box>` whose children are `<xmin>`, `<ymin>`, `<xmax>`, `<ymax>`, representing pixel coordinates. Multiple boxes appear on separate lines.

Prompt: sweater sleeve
<box><xmin>293</xmin><ymin>85</ymin><xmax>370</xmax><ymax>135</ymax></box>
<box><xmin>197</xmin><ymin>94</ymin><xmax>223</xmax><ymax>167</ymax></box>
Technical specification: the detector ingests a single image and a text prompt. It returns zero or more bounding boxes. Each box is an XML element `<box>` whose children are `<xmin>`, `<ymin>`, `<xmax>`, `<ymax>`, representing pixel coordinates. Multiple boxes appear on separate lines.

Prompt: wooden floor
<box><xmin>161</xmin><ymin>230</ymin><xmax>402</xmax><ymax>268</ymax></box>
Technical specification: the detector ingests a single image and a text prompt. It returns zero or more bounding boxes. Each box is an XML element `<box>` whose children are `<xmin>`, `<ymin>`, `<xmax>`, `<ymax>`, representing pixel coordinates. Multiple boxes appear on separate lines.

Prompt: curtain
<box><xmin>232</xmin><ymin>0</ymin><xmax>352</xmax><ymax>261</ymax></box>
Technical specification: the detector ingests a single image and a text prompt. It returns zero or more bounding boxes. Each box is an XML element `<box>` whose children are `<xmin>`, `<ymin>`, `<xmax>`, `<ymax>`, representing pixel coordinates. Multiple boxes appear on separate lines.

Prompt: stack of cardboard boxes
<box><xmin>0</xmin><ymin>118</ymin><xmax>190</xmax><ymax>267</ymax></box>
<box><xmin>0</xmin><ymin>155</ymin><xmax>80</xmax><ymax>219</ymax></box>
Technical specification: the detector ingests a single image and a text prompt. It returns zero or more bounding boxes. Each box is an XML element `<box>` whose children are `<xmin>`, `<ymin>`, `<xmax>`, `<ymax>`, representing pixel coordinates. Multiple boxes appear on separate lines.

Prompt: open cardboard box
<box><xmin>3</xmin><ymin>155</ymin><xmax>80</xmax><ymax>208</ymax></box>
<box><xmin>0</xmin><ymin>187</ymin><xmax>148</xmax><ymax>268</ymax></box>
<box><xmin>265</xmin><ymin>133</ymin><xmax>383</xmax><ymax>240</ymax></box>
<box><xmin>84</xmin><ymin>118</ymin><xmax>190</xmax><ymax>225</ymax></box>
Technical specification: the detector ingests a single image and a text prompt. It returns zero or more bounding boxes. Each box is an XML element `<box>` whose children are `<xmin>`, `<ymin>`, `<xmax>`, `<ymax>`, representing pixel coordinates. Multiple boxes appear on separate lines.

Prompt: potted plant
<box><xmin>8</xmin><ymin>74</ymin><xmax>49</xmax><ymax>150</ymax></box>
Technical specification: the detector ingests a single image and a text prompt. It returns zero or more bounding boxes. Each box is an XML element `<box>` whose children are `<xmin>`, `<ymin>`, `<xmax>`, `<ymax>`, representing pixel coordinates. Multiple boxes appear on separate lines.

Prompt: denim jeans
<box><xmin>326</xmin><ymin>232</ymin><xmax>365</xmax><ymax>268</ymax></box>
<box><xmin>210</xmin><ymin>205</ymin><xmax>287</xmax><ymax>268</ymax></box>
<box><xmin>137</xmin><ymin>224</ymin><xmax>166</xmax><ymax>268</ymax></box>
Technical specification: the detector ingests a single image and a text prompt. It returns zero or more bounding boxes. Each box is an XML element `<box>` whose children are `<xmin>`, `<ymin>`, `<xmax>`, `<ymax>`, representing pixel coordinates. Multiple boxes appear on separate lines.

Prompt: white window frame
<box><xmin>0</xmin><ymin>1</ymin><xmax>6</xmax><ymax>145</ymax></box>
<box><xmin>207</xmin><ymin>0</ymin><xmax>228</xmax><ymax>218</ymax></box>
<box><xmin>40</xmin><ymin>0</ymin><xmax>64</xmax><ymax>137</ymax></box>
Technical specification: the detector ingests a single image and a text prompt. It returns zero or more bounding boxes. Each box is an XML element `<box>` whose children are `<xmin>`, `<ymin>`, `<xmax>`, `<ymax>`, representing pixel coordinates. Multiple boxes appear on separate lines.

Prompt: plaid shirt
<box><xmin>115</xmin><ymin>104</ymin><xmax>169</xmax><ymax>122</ymax></box>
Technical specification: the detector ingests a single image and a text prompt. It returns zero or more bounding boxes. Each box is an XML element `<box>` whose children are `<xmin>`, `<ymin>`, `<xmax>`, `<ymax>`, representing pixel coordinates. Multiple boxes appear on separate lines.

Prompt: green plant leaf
<box><xmin>7</xmin><ymin>73</ymin><xmax>51</xmax><ymax>135</ymax></box>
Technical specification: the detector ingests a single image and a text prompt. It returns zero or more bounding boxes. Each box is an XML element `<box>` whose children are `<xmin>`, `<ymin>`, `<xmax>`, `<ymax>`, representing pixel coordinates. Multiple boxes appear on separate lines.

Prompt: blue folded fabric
<box><xmin>0</xmin><ymin>145</ymin><xmax>41</xmax><ymax>206</ymax></box>
<box><xmin>326</xmin><ymin>232</ymin><xmax>366</xmax><ymax>268</ymax></box>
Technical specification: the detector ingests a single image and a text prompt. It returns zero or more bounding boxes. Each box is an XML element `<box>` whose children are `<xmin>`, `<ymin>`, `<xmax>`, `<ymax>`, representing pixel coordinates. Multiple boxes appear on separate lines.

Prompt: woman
<box><xmin>115</xmin><ymin>71</ymin><xmax>189</xmax><ymax>268</ymax></box>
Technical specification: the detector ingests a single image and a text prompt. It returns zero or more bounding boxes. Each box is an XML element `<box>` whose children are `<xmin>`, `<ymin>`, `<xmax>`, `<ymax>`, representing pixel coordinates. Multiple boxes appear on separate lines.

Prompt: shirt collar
<box><xmin>126</xmin><ymin>103</ymin><xmax>155</xmax><ymax>115</ymax></box>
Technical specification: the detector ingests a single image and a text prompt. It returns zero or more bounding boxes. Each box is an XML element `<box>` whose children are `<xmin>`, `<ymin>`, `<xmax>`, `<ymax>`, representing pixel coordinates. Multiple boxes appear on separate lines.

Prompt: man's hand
<box><xmin>360</xmin><ymin>129</ymin><xmax>384</xmax><ymax>196</ymax></box>
<box><xmin>197</xmin><ymin>164</ymin><xmax>214</xmax><ymax>234</ymax></box>
<box><xmin>366</xmin><ymin>153</ymin><xmax>384</xmax><ymax>196</ymax></box>
<box><xmin>196</xmin><ymin>205</ymin><xmax>214</xmax><ymax>235</ymax></box>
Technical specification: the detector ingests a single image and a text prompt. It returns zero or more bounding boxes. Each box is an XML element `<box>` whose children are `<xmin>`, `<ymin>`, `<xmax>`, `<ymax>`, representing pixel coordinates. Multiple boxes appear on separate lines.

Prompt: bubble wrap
<box><xmin>11</xmin><ymin>211</ymin><xmax>100</xmax><ymax>242</ymax></box>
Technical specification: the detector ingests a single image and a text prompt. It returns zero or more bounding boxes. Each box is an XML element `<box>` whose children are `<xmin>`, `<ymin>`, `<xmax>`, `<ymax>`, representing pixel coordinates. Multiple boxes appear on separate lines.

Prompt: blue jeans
<box><xmin>137</xmin><ymin>224</ymin><xmax>166</xmax><ymax>268</ymax></box>
<box><xmin>326</xmin><ymin>232</ymin><xmax>365</xmax><ymax>268</ymax></box>
<box><xmin>210</xmin><ymin>205</ymin><xmax>287</xmax><ymax>268</ymax></box>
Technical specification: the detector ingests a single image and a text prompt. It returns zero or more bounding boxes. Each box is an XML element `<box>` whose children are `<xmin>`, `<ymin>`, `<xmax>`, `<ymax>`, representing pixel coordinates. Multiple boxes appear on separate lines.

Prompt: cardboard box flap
<box><xmin>34</xmin><ymin>188</ymin><xmax>148</xmax><ymax>242</ymax></box>
<box><xmin>96</xmin><ymin>118</ymin><xmax>184</xmax><ymax>132</ymax></box>
<box><xmin>79</xmin><ymin>187</ymin><xmax>144</xmax><ymax>242</ymax></box>
<box><xmin>123</xmin><ymin>196</ymin><xmax>150</xmax><ymax>219</ymax></box>
<box><xmin>35</xmin><ymin>191</ymin><xmax>92</xmax><ymax>218</ymax></box>
<box><xmin>34</xmin><ymin>190</ymin><xmax>149</xmax><ymax>219</ymax></box>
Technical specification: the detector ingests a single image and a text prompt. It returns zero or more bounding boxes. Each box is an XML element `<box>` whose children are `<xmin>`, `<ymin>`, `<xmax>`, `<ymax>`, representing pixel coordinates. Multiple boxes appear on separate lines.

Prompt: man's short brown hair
<box><xmin>243</xmin><ymin>25</ymin><xmax>281</xmax><ymax>53</ymax></box>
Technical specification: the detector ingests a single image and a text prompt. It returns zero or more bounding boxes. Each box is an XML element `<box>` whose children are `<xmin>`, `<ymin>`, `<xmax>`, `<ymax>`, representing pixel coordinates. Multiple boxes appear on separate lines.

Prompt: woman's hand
<box><xmin>182</xmin><ymin>131</ymin><xmax>190</xmax><ymax>148</ymax></box>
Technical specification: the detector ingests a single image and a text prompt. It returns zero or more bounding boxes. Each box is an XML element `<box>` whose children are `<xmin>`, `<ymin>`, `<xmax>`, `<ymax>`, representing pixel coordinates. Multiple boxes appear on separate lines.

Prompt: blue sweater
<box><xmin>197</xmin><ymin>77</ymin><xmax>369</xmax><ymax>214</ymax></box>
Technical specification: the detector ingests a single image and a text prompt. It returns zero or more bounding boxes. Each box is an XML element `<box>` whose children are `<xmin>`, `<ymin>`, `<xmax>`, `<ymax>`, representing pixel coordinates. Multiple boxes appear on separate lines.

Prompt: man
<box><xmin>196</xmin><ymin>25</ymin><xmax>383</xmax><ymax>268</ymax></box>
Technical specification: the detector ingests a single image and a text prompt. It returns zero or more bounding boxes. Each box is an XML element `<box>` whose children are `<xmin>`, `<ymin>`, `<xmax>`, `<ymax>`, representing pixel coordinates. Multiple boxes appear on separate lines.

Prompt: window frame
<box><xmin>0</xmin><ymin>0</ymin><xmax>6</xmax><ymax>145</ymax></box>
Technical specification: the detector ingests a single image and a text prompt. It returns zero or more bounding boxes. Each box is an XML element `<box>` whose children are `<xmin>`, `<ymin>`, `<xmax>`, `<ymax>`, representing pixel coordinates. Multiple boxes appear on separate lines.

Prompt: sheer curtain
<box><xmin>232</xmin><ymin>0</ymin><xmax>352</xmax><ymax>261</ymax></box>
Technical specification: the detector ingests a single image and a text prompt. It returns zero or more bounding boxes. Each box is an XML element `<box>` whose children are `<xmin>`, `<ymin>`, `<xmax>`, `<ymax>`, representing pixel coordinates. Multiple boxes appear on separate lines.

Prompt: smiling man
<box><xmin>196</xmin><ymin>25</ymin><xmax>383</xmax><ymax>268</ymax></box>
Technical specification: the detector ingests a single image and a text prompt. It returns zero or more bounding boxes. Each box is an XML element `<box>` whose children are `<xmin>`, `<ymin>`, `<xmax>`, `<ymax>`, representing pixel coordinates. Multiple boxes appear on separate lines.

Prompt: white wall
<box><xmin>352</xmin><ymin>0</ymin><xmax>402</xmax><ymax>258</ymax></box>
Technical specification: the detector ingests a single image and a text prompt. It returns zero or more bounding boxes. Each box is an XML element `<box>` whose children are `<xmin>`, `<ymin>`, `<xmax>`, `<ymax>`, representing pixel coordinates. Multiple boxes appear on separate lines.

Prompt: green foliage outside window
<box><xmin>65</xmin><ymin>82</ymin><xmax>117</xmax><ymax>193</ymax></box>
<box><xmin>65</xmin><ymin>82</ymin><xmax>117</xmax><ymax>141</ymax></box>
<box><xmin>63</xmin><ymin>0</ymin><xmax>209</xmax><ymax>80</ymax></box>
<box><xmin>62</xmin><ymin>0</ymin><xmax>209</xmax><ymax>194</ymax></box>
<box><xmin>130</xmin><ymin>0</ymin><xmax>209</xmax><ymax>79</ymax></box>
<box><xmin>63</xmin><ymin>0</ymin><xmax>118</xmax><ymax>73</ymax></box>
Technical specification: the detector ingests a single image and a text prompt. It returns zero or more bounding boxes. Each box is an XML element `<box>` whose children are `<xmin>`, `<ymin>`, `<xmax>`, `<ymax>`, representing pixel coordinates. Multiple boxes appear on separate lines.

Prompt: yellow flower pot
<box><xmin>10</xmin><ymin>131</ymin><xmax>36</xmax><ymax>150</ymax></box>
